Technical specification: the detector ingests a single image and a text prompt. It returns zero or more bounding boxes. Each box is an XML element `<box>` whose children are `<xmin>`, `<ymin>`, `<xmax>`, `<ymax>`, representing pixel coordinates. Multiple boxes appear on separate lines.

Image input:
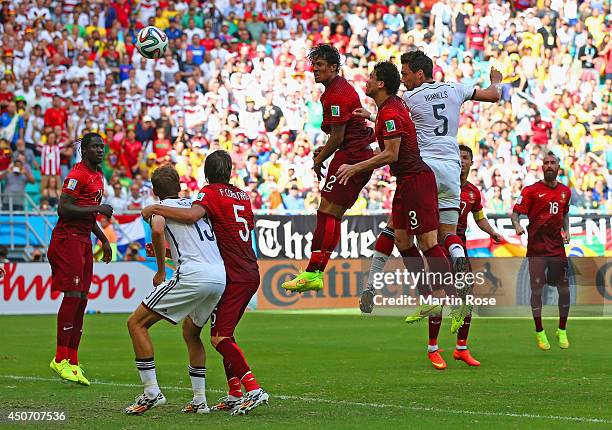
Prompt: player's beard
<box><xmin>543</xmin><ymin>170</ymin><xmax>557</xmax><ymax>182</ymax></box>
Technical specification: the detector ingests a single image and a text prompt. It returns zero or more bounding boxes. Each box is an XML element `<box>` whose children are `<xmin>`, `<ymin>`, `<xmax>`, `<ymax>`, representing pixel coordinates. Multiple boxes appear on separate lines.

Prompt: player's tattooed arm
<box><xmin>142</xmin><ymin>203</ymin><xmax>207</xmax><ymax>225</ymax></box>
<box><xmin>313</xmin><ymin>123</ymin><xmax>346</xmax><ymax>179</ymax></box>
<box><xmin>150</xmin><ymin>215</ymin><xmax>167</xmax><ymax>287</ymax></box>
<box><xmin>472</xmin><ymin>68</ymin><xmax>503</xmax><ymax>103</ymax></box>
<box><xmin>92</xmin><ymin>222</ymin><xmax>112</xmax><ymax>263</ymax></box>
<box><xmin>510</xmin><ymin>211</ymin><xmax>525</xmax><ymax>236</ymax></box>
<box><xmin>336</xmin><ymin>137</ymin><xmax>400</xmax><ymax>185</ymax></box>
<box><xmin>561</xmin><ymin>214</ymin><xmax>570</xmax><ymax>244</ymax></box>
<box><xmin>58</xmin><ymin>193</ymin><xmax>113</xmax><ymax>219</ymax></box>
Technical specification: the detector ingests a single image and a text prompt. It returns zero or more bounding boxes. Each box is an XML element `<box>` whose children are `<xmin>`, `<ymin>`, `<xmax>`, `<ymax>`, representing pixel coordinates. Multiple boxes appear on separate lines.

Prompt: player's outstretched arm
<box><xmin>142</xmin><ymin>203</ymin><xmax>206</xmax><ymax>225</ymax></box>
<box><xmin>150</xmin><ymin>215</ymin><xmax>167</xmax><ymax>287</ymax></box>
<box><xmin>471</xmin><ymin>68</ymin><xmax>503</xmax><ymax>103</ymax></box>
<box><xmin>58</xmin><ymin>193</ymin><xmax>113</xmax><ymax>219</ymax></box>
<box><xmin>475</xmin><ymin>215</ymin><xmax>503</xmax><ymax>243</ymax></box>
<box><xmin>336</xmin><ymin>137</ymin><xmax>400</xmax><ymax>185</ymax></box>
<box><xmin>313</xmin><ymin>123</ymin><xmax>347</xmax><ymax>178</ymax></box>
<box><xmin>92</xmin><ymin>222</ymin><xmax>112</xmax><ymax>263</ymax></box>
<box><xmin>353</xmin><ymin>108</ymin><xmax>375</xmax><ymax>122</ymax></box>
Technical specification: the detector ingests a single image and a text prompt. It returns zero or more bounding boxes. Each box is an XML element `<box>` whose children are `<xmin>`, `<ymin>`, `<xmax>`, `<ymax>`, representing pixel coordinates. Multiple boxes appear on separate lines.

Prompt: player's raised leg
<box><xmin>125</xmin><ymin>304</ymin><xmax>167</xmax><ymax>414</ymax></box>
<box><xmin>360</xmin><ymin>222</ymin><xmax>395</xmax><ymax>313</ymax></box>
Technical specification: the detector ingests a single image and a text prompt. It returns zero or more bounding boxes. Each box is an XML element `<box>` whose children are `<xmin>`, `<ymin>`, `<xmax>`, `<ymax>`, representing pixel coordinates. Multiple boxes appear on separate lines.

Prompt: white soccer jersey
<box><xmin>159</xmin><ymin>198</ymin><xmax>226</xmax><ymax>283</ymax></box>
<box><xmin>403</xmin><ymin>82</ymin><xmax>475</xmax><ymax>161</ymax></box>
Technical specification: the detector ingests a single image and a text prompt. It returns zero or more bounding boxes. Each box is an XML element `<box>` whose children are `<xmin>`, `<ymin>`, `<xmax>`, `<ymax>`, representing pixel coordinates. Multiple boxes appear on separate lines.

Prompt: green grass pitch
<box><xmin>1</xmin><ymin>313</ymin><xmax>611</xmax><ymax>429</ymax></box>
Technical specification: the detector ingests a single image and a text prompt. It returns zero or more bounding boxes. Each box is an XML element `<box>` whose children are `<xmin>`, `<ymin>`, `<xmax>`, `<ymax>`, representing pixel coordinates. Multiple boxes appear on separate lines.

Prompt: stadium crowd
<box><xmin>0</xmin><ymin>0</ymin><xmax>610</xmax><ymax>217</ymax></box>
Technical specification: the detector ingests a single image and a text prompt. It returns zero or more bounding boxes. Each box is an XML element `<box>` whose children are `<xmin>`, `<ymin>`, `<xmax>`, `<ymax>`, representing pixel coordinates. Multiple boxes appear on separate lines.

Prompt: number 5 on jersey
<box><xmin>233</xmin><ymin>204</ymin><xmax>250</xmax><ymax>242</ymax></box>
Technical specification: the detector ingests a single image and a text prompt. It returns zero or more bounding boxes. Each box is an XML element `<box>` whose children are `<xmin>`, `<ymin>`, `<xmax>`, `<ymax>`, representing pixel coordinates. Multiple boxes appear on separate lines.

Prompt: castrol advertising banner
<box><xmin>0</xmin><ymin>262</ymin><xmax>158</xmax><ymax>315</ymax></box>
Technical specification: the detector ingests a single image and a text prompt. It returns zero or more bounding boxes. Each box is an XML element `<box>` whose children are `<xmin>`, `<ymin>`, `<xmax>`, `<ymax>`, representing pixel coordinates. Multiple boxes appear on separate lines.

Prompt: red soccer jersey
<box><xmin>320</xmin><ymin>76</ymin><xmax>374</xmax><ymax>160</ymax></box>
<box><xmin>52</xmin><ymin>162</ymin><xmax>104</xmax><ymax>242</ymax></box>
<box><xmin>375</xmin><ymin>95</ymin><xmax>430</xmax><ymax>178</ymax></box>
<box><xmin>457</xmin><ymin>181</ymin><xmax>484</xmax><ymax>245</ymax></box>
<box><xmin>193</xmin><ymin>183</ymin><xmax>260</xmax><ymax>284</ymax></box>
<box><xmin>513</xmin><ymin>181</ymin><xmax>571</xmax><ymax>257</ymax></box>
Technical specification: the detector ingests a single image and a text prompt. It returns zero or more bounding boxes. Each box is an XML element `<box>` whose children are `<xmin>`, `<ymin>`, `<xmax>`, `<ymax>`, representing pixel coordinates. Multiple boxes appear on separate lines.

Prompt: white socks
<box><xmin>136</xmin><ymin>358</ymin><xmax>160</xmax><ymax>399</ymax></box>
<box><xmin>188</xmin><ymin>365</ymin><xmax>207</xmax><ymax>404</ymax></box>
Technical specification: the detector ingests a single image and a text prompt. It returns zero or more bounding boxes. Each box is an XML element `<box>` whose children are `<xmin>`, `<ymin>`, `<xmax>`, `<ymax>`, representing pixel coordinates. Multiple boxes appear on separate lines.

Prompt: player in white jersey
<box><xmin>125</xmin><ymin>166</ymin><xmax>226</xmax><ymax>415</ymax></box>
<box><xmin>357</xmin><ymin>52</ymin><xmax>501</xmax><ymax>326</ymax></box>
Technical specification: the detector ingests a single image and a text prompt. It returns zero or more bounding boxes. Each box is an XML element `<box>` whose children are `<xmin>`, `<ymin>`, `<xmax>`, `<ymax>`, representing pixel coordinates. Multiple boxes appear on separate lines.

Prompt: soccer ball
<box><xmin>135</xmin><ymin>26</ymin><xmax>168</xmax><ymax>59</ymax></box>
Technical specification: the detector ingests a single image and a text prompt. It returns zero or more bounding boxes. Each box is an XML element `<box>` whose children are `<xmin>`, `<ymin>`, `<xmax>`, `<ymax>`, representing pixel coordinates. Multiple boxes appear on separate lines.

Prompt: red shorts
<box><xmin>321</xmin><ymin>150</ymin><xmax>373</xmax><ymax>208</ymax></box>
<box><xmin>48</xmin><ymin>235</ymin><xmax>93</xmax><ymax>293</ymax></box>
<box><xmin>210</xmin><ymin>281</ymin><xmax>259</xmax><ymax>338</ymax></box>
<box><xmin>528</xmin><ymin>256</ymin><xmax>568</xmax><ymax>289</ymax></box>
<box><xmin>392</xmin><ymin>171</ymin><xmax>440</xmax><ymax>235</ymax></box>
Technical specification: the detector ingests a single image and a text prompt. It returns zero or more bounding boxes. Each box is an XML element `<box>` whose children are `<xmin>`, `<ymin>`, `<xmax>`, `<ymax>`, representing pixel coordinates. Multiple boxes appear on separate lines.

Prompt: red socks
<box><xmin>423</xmin><ymin>245</ymin><xmax>454</xmax><ymax>296</ymax></box>
<box><xmin>307</xmin><ymin>211</ymin><xmax>342</xmax><ymax>272</ymax></box>
<box><xmin>215</xmin><ymin>338</ymin><xmax>260</xmax><ymax>392</ymax></box>
<box><xmin>457</xmin><ymin>315</ymin><xmax>472</xmax><ymax>341</ymax></box>
<box><xmin>428</xmin><ymin>316</ymin><xmax>442</xmax><ymax>343</ymax></box>
<box><xmin>68</xmin><ymin>299</ymin><xmax>88</xmax><ymax>364</ymax></box>
<box><xmin>374</xmin><ymin>227</ymin><xmax>395</xmax><ymax>255</ymax></box>
<box><xmin>444</xmin><ymin>234</ymin><xmax>465</xmax><ymax>259</ymax></box>
<box><xmin>400</xmin><ymin>247</ymin><xmax>431</xmax><ymax>298</ymax></box>
<box><xmin>55</xmin><ymin>296</ymin><xmax>81</xmax><ymax>363</ymax></box>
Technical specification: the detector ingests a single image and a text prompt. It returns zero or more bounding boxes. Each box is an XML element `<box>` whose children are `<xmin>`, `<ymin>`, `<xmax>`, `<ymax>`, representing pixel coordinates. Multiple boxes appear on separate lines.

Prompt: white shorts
<box><xmin>142</xmin><ymin>274</ymin><xmax>225</xmax><ymax>327</ymax></box>
<box><xmin>423</xmin><ymin>157</ymin><xmax>461</xmax><ymax>224</ymax></box>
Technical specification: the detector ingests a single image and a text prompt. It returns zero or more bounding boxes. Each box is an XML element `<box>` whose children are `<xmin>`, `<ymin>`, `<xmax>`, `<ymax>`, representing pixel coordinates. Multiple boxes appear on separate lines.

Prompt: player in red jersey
<box><xmin>511</xmin><ymin>152</ymin><xmax>572</xmax><ymax>351</ymax></box>
<box><xmin>336</xmin><ymin>61</ymin><xmax>463</xmax><ymax>341</ymax></box>
<box><xmin>421</xmin><ymin>144</ymin><xmax>503</xmax><ymax>369</ymax></box>
<box><xmin>142</xmin><ymin>150</ymin><xmax>268</xmax><ymax>415</ymax></box>
<box><xmin>281</xmin><ymin>44</ymin><xmax>376</xmax><ymax>293</ymax></box>
<box><xmin>48</xmin><ymin>133</ymin><xmax>114</xmax><ymax>385</ymax></box>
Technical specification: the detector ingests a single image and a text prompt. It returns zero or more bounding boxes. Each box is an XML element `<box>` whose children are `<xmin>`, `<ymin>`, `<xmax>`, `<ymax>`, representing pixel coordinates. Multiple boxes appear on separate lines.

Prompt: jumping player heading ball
<box><xmin>281</xmin><ymin>44</ymin><xmax>376</xmax><ymax>293</ymax></box>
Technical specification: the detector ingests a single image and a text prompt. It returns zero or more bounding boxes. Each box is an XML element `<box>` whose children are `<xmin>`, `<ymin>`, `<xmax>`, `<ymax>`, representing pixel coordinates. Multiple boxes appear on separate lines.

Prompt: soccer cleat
<box><xmin>281</xmin><ymin>271</ymin><xmax>323</xmax><ymax>293</ymax></box>
<box><xmin>50</xmin><ymin>358</ymin><xmax>79</xmax><ymax>383</ymax></box>
<box><xmin>449</xmin><ymin>308</ymin><xmax>466</xmax><ymax>334</ymax></box>
<box><xmin>556</xmin><ymin>329</ymin><xmax>570</xmax><ymax>349</ymax></box>
<box><xmin>125</xmin><ymin>392</ymin><xmax>167</xmax><ymax>415</ymax></box>
<box><xmin>453</xmin><ymin>348</ymin><xmax>481</xmax><ymax>366</ymax></box>
<box><xmin>71</xmin><ymin>364</ymin><xmax>90</xmax><ymax>386</ymax></box>
<box><xmin>182</xmin><ymin>401</ymin><xmax>210</xmax><ymax>414</ymax></box>
<box><xmin>210</xmin><ymin>395</ymin><xmax>243</xmax><ymax>412</ymax></box>
<box><xmin>452</xmin><ymin>256</ymin><xmax>469</xmax><ymax>274</ymax></box>
<box><xmin>536</xmin><ymin>331</ymin><xmax>551</xmax><ymax>351</ymax></box>
<box><xmin>231</xmin><ymin>388</ymin><xmax>269</xmax><ymax>416</ymax></box>
<box><xmin>428</xmin><ymin>350</ymin><xmax>447</xmax><ymax>370</ymax></box>
<box><xmin>405</xmin><ymin>304</ymin><xmax>442</xmax><ymax>323</ymax></box>
<box><xmin>359</xmin><ymin>286</ymin><xmax>376</xmax><ymax>313</ymax></box>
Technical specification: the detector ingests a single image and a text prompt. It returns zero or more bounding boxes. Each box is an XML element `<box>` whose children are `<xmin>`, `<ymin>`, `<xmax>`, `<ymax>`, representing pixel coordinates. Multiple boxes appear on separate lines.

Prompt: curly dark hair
<box><xmin>373</xmin><ymin>61</ymin><xmax>401</xmax><ymax>95</ymax></box>
<box><xmin>308</xmin><ymin>44</ymin><xmax>341</xmax><ymax>72</ymax></box>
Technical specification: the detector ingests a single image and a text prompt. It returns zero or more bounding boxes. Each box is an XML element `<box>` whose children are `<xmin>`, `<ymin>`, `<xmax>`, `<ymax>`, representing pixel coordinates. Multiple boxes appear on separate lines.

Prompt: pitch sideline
<box><xmin>1</xmin><ymin>374</ymin><xmax>611</xmax><ymax>424</ymax></box>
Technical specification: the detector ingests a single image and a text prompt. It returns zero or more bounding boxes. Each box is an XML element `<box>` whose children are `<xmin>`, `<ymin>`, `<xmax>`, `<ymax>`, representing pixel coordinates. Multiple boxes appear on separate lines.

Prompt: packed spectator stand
<box><xmin>0</xmin><ymin>0</ymin><xmax>610</xmax><ymax>226</ymax></box>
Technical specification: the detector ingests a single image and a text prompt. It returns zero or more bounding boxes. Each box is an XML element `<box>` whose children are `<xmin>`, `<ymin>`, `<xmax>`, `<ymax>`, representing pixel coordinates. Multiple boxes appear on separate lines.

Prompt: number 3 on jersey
<box><xmin>233</xmin><ymin>204</ymin><xmax>250</xmax><ymax>242</ymax></box>
<box><xmin>432</xmin><ymin>104</ymin><xmax>448</xmax><ymax>136</ymax></box>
